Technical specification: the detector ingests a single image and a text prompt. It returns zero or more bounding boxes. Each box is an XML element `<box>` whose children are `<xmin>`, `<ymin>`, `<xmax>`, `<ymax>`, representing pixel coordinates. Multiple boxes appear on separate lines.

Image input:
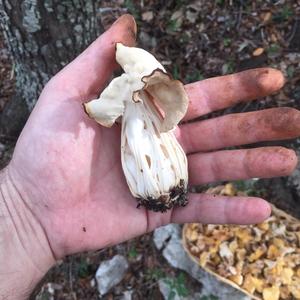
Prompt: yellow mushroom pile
<box><xmin>183</xmin><ymin>184</ymin><xmax>300</xmax><ymax>300</ymax></box>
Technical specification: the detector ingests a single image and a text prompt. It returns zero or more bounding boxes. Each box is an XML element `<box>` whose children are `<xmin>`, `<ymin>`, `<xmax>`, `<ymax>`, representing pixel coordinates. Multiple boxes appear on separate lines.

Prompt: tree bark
<box><xmin>0</xmin><ymin>0</ymin><xmax>103</xmax><ymax>136</ymax></box>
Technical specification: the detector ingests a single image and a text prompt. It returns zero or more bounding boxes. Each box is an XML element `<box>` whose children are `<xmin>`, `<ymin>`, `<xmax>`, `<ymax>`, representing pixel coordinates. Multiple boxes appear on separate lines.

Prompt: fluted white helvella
<box><xmin>84</xmin><ymin>43</ymin><xmax>189</xmax><ymax>212</ymax></box>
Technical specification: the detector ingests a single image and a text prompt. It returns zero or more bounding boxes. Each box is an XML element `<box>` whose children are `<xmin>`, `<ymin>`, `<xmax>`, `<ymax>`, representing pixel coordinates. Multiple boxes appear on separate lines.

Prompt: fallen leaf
<box><xmin>262</xmin><ymin>12</ymin><xmax>272</xmax><ymax>23</ymax></box>
<box><xmin>253</xmin><ymin>48</ymin><xmax>265</xmax><ymax>56</ymax></box>
<box><xmin>142</xmin><ymin>11</ymin><xmax>154</xmax><ymax>22</ymax></box>
<box><xmin>281</xmin><ymin>268</ymin><xmax>293</xmax><ymax>285</ymax></box>
<box><xmin>242</xmin><ymin>274</ymin><xmax>256</xmax><ymax>294</ymax></box>
<box><xmin>229</xmin><ymin>274</ymin><xmax>243</xmax><ymax>285</ymax></box>
<box><xmin>262</xmin><ymin>286</ymin><xmax>280</xmax><ymax>300</ymax></box>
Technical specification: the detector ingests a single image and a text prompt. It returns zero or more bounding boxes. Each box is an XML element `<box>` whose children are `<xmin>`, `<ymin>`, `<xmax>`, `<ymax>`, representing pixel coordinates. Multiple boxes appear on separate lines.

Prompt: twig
<box><xmin>236</xmin><ymin>0</ymin><xmax>244</xmax><ymax>29</ymax></box>
<box><xmin>261</xmin><ymin>28</ymin><xmax>267</xmax><ymax>44</ymax></box>
<box><xmin>273</xmin><ymin>0</ymin><xmax>285</xmax><ymax>5</ymax></box>
<box><xmin>10</xmin><ymin>62</ymin><xmax>14</xmax><ymax>80</ymax></box>
<box><xmin>69</xmin><ymin>258</ymin><xmax>77</xmax><ymax>300</ymax></box>
<box><xmin>240</xmin><ymin>101</ymin><xmax>252</xmax><ymax>113</ymax></box>
<box><xmin>98</xmin><ymin>7</ymin><xmax>127</xmax><ymax>14</ymax></box>
<box><xmin>287</xmin><ymin>18</ymin><xmax>299</xmax><ymax>44</ymax></box>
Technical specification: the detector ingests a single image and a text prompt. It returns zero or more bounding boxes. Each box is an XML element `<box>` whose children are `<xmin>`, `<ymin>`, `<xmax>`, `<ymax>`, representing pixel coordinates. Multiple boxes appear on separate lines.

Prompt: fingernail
<box><xmin>112</xmin><ymin>14</ymin><xmax>137</xmax><ymax>38</ymax></box>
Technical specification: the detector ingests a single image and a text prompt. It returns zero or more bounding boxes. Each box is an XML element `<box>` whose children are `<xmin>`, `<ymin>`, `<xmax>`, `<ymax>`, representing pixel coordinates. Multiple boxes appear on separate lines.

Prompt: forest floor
<box><xmin>0</xmin><ymin>1</ymin><xmax>300</xmax><ymax>299</ymax></box>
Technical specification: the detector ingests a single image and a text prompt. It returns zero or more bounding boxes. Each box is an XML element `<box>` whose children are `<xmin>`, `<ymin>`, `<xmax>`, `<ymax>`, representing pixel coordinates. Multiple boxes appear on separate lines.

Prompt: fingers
<box><xmin>179</xmin><ymin>107</ymin><xmax>300</xmax><ymax>153</ymax></box>
<box><xmin>171</xmin><ymin>194</ymin><xmax>271</xmax><ymax>225</ymax></box>
<box><xmin>188</xmin><ymin>147</ymin><xmax>298</xmax><ymax>185</ymax></box>
<box><xmin>184</xmin><ymin>68</ymin><xmax>284</xmax><ymax>121</ymax></box>
<box><xmin>49</xmin><ymin>14</ymin><xmax>137</xmax><ymax>100</ymax></box>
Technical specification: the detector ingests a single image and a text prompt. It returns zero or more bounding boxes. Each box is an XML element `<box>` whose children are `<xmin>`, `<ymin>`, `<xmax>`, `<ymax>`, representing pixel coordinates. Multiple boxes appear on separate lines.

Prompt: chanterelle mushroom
<box><xmin>84</xmin><ymin>43</ymin><xmax>189</xmax><ymax>212</ymax></box>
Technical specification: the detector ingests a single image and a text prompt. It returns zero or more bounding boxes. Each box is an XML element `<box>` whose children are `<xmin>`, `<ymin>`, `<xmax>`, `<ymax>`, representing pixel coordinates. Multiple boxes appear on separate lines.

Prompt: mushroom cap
<box><xmin>116</xmin><ymin>43</ymin><xmax>165</xmax><ymax>76</ymax></box>
<box><xmin>83</xmin><ymin>76</ymin><xmax>127</xmax><ymax>127</ymax></box>
<box><xmin>84</xmin><ymin>43</ymin><xmax>189</xmax><ymax>132</ymax></box>
<box><xmin>142</xmin><ymin>69</ymin><xmax>189</xmax><ymax>132</ymax></box>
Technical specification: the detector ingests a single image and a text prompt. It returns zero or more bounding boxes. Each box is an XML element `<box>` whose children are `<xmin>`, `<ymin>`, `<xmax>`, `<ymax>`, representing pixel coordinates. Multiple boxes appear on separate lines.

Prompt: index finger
<box><xmin>184</xmin><ymin>68</ymin><xmax>285</xmax><ymax>121</ymax></box>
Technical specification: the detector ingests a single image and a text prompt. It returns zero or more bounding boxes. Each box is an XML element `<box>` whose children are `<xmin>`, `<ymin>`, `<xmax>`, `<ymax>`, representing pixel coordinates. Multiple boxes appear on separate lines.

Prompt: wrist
<box><xmin>0</xmin><ymin>167</ymin><xmax>55</xmax><ymax>300</ymax></box>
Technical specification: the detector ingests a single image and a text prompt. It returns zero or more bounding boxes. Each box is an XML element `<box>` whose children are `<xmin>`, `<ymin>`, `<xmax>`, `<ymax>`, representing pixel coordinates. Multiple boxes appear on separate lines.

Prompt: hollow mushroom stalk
<box><xmin>84</xmin><ymin>43</ymin><xmax>189</xmax><ymax>212</ymax></box>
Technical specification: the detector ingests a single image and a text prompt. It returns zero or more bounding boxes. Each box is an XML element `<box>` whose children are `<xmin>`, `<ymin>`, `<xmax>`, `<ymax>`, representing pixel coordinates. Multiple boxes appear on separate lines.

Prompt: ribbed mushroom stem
<box><xmin>121</xmin><ymin>91</ymin><xmax>188</xmax><ymax>212</ymax></box>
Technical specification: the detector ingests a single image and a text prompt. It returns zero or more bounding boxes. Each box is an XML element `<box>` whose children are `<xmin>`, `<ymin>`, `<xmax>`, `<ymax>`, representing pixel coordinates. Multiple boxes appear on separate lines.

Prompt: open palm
<box><xmin>8</xmin><ymin>15</ymin><xmax>299</xmax><ymax>259</ymax></box>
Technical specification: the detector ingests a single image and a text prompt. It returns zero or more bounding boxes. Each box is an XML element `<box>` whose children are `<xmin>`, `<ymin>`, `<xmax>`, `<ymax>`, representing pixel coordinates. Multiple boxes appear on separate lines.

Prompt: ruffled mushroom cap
<box><xmin>84</xmin><ymin>43</ymin><xmax>188</xmax><ymax>132</ymax></box>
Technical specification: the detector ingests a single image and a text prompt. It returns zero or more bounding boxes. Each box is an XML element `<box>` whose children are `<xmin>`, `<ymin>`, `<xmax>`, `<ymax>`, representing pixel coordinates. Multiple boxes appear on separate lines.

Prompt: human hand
<box><xmin>4</xmin><ymin>14</ymin><xmax>300</xmax><ymax>266</ymax></box>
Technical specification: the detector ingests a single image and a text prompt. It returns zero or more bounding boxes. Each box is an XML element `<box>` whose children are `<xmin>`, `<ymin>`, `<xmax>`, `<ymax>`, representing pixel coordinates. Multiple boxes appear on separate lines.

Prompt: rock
<box><xmin>159</xmin><ymin>280</ymin><xmax>181</xmax><ymax>300</ymax></box>
<box><xmin>120</xmin><ymin>290</ymin><xmax>133</xmax><ymax>300</ymax></box>
<box><xmin>162</xmin><ymin>234</ymin><xmax>192</xmax><ymax>270</ymax></box>
<box><xmin>95</xmin><ymin>255</ymin><xmax>129</xmax><ymax>296</ymax></box>
<box><xmin>0</xmin><ymin>143</ymin><xmax>5</xmax><ymax>156</ymax></box>
<box><xmin>153</xmin><ymin>224</ymin><xmax>181</xmax><ymax>250</ymax></box>
<box><xmin>154</xmin><ymin>225</ymin><xmax>250</xmax><ymax>300</ymax></box>
<box><xmin>159</xmin><ymin>279</ymin><xmax>202</xmax><ymax>300</ymax></box>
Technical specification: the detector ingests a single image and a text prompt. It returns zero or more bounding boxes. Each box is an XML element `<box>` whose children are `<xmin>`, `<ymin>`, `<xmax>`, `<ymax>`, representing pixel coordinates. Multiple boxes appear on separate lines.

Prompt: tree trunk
<box><xmin>0</xmin><ymin>0</ymin><xmax>103</xmax><ymax>136</ymax></box>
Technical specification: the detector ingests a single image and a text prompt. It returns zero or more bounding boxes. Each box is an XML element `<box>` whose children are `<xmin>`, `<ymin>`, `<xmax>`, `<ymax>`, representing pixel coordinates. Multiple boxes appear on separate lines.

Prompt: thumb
<box><xmin>50</xmin><ymin>14</ymin><xmax>137</xmax><ymax>101</ymax></box>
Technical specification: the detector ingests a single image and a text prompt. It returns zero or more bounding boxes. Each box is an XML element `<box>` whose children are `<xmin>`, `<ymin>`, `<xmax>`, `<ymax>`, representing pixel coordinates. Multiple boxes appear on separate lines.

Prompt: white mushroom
<box><xmin>84</xmin><ymin>43</ymin><xmax>189</xmax><ymax>212</ymax></box>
